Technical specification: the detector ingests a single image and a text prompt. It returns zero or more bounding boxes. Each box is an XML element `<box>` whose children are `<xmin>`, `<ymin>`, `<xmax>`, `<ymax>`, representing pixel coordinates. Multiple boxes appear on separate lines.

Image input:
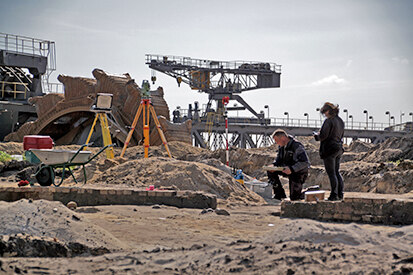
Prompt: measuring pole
<box><xmin>222</xmin><ymin>96</ymin><xmax>230</xmax><ymax>166</ymax></box>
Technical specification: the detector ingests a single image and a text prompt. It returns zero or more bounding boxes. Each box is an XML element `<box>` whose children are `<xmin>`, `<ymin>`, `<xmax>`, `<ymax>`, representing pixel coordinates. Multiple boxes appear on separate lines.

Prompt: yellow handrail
<box><xmin>0</xmin><ymin>81</ymin><xmax>28</xmax><ymax>99</ymax></box>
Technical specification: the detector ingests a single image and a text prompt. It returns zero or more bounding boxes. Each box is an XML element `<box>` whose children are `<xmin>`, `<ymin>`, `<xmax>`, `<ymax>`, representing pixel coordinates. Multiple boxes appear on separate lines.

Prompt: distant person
<box><xmin>172</xmin><ymin>109</ymin><xmax>181</xmax><ymax>123</ymax></box>
<box><xmin>267</xmin><ymin>129</ymin><xmax>310</xmax><ymax>200</ymax></box>
<box><xmin>313</xmin><ymin>102</ymin><xmax>345</xmax><ymax>201</ymax></box>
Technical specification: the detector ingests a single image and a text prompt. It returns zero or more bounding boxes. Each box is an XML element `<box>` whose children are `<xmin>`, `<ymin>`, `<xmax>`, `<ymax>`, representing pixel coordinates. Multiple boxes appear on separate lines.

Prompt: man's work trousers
<box><xmin>268</xmin><ymin>170</ymin><xmax>308</xmax><ymax>200</ymax></box>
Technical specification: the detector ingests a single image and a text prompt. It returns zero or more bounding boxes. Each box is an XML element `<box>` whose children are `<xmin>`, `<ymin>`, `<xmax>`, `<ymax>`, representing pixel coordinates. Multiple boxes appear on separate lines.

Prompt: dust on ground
<box><xmin>0</xmin><ymin>137</ymin><xmax>413</xmax><ymax>273</ymax></box>
<box><xmin>2</xmin><ymin>137</ymin><xmax>413</xmax><ymax>196</ymax></box>
<box><xmin>0</xmin><ymin>204</ymin><xmax>411</xmax><ymax>274</ymax></box>
<box><xmin>0</xmin><ymin>199</ymin><xmax>126</xmax><ymax>251</ymax></box>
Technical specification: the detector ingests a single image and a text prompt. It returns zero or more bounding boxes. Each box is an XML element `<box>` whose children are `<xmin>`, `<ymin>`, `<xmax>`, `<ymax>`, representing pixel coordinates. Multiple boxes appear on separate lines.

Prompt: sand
<box><xmin>0</xmin><ymin>138</ymin><xmax>413</xmax><ymax>274</ymax></box>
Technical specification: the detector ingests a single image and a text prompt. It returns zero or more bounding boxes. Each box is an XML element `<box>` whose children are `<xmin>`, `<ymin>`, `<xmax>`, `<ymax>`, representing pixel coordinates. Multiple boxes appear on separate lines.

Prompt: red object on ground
<box><xmin>146</xmin><ymin>185</ymin><xmax>155</xmax><ymax>191</ymax></box>
<box><xmin>18</xmin><ymin>180</ymin><xmax>30</xmax><ymax>187</ymax></box>
<box><xmin>23</xmin><ymin>135</ymin><xmax>54</xmax><ymax>151</ymax></box>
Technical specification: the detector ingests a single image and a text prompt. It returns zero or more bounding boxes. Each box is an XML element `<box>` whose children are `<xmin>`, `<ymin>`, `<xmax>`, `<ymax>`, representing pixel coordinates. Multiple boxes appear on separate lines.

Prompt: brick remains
<box><xmin>0</xmin><ymin>187</ymin><xmax>217</xmax><ymax>209</ymax></box>
<box><xmin>281</xmin><ymin>196</ymin><xmax>413</xmax><ymax>225</ymax></box>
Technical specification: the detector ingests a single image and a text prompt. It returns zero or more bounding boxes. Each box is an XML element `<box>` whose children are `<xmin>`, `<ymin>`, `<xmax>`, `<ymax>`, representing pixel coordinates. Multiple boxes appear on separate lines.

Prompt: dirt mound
<box><xmin>119</xmin><ymin>141</ymin><xmax>212</xmax><ymax>161</ymax></box>
<box><xmin>308</xmin><ymin>160</ymin><xmax>413</xmax><ymax>194</ymax></box>
<box><xmin>361</xmin><ymin>137</ymin><xmax>413</xmax><ymax>163</ymax></box>
<box><xmin>210</xmin><ymin>136</ymin><xmax>323</xmax><ymax>180</ymax></box>
<box><xmin>213</xmin><ymin>146</ymin><xmax>276</xmax><ymax>179</ymax></box>
<box><xmin>264</xmin><ymin>219</ymin><xmax>413</xmax><ymax>253</ymax></box>
<box><xmin>348</xmin><ymin>140</ymin><xmax>375</xmax><ymax>153</ymax></box>
<box><xmin>306</xmin><ymin>137</ymin><xmax>413</xmax><ymax>194</ymax></box>
<box><xmin>0</xmin><ymin>199</ymin><xmax>126</xmax><ymax>250</ymax></box>
<box><xmin>4</xmin><ymin>217</ymin><xmax>411</xmax><ymax>274</ymax></box>
<box><xmin>0</xmin><ymin>142</ymin><xmax>24</xmax><ymax>155</ymax></box>
<box><xmin>89</xmin><ymin>156</ymin><xmax>265</xmax><ymax>205</ymax></box>
<box><xmin>0</xmin><ymin>234</ymin><xmax>110</xmax><ymax>257</ymax></box>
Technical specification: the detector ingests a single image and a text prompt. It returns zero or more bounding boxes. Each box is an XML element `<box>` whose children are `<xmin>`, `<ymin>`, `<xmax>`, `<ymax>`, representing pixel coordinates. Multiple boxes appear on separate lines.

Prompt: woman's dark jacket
<box><xmin>318</xmin><ymin>115</ymin><xmax>345</xmax><ymax>159</ymax></box>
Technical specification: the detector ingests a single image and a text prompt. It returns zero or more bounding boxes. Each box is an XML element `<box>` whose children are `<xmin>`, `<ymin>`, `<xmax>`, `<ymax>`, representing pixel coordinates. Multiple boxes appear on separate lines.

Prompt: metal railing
<box><xmin>0</xmin><ymin>81</ymin><xmax>29</xmax><ymax>99</ymax></box>
<box><xmin>0</xmin><ymin>33</ymin><xmax>57</xmax><ymax>94</ymax></box>
<box><xmin>45</xmin><ymin>82</ymin><xmax>64</xmax><ymax>93</ymax></box>
<box><xmin>172</xmin><ymin>107</ymin><xmax>412</xmax><ymax>132</ymax></box>
<box><xmin>146</xmin><ymin>54</ymin><xmax>282</xmax><ymax>73</ymax></box>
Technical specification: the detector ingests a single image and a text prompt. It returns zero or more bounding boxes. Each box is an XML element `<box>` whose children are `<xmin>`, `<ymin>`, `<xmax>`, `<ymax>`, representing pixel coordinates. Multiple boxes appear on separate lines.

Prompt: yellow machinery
<box><xmin>85</xmin><ymin>93</ymin><xmax>115</xmax><ymax>159</ymax></box>
<box><xmin>120</xmin><ymin>80</ymin><xmax>171</xmax><ymax>158</ymax></box>
<box><xmin>190</xmin><ymin>71</ymin><xmax>210</xmax><ymax>90</ymax></box>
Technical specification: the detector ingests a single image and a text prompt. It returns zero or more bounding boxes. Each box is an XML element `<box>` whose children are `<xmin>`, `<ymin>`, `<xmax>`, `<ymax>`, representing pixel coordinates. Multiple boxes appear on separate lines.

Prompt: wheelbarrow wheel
<box><xmin>36</xmin><ymin>166</ymin><xmax>54</xmax><ymax>186</ymax></box>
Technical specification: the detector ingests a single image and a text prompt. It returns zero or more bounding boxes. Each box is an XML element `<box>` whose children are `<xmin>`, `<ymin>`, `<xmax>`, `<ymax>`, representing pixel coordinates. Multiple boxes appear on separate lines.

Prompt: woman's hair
<box><xmin>320</xmin><ymin>102</ymin><xmax>339</xmax><ymax>116</ymax></box>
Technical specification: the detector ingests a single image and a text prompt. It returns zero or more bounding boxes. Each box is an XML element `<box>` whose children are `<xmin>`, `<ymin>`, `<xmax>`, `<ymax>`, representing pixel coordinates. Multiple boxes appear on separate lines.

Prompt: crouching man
<box><xmin>268</xmin><ymin>129</ymin><xmax>310</xmax><ymax>200</ymax></box>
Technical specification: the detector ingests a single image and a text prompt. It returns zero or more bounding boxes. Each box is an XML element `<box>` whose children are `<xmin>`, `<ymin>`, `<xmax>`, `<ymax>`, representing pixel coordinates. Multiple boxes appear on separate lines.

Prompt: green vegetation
<box><xmin>0</xmin><ymin>151</ymin><xmax>13</xmax><ymax>163</ymax></box>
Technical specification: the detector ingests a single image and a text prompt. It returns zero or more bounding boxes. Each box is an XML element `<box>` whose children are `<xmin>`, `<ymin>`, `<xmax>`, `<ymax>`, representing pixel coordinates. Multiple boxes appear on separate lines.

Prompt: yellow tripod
<box><xmin>120</xmin><ymin>98</ymin><xmax>172</xmax><ymax>158</ymax></box>
<box><xmin>85</xmin><ymin>112</ymin><xmax>115</xmax><ymax>159</ymax></box>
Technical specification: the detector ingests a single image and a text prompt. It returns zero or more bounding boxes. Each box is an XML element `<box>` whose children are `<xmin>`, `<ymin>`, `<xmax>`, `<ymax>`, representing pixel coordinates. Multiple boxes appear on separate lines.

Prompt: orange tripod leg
<box><xmin>143</xmin><ymin>101</ymin><xmax>150</xmax><ymax>158</ymax></box>
<box><xmin>149</xmin><ymin>105</ymin><xmax>172</xmax><ymax>158</ymax></box>
<box><xmin>120</xmin><ymin>103</ymin><xmax>143</xmax><ymax>158</ymax></box>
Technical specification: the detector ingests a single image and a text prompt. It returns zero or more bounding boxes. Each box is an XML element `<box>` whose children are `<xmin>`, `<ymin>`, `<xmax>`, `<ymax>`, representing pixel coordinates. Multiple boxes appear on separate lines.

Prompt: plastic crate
<box><xmin>23</xmin><ymin>135</ymin><xmax>54</xmax><ymax>151</ymax></box>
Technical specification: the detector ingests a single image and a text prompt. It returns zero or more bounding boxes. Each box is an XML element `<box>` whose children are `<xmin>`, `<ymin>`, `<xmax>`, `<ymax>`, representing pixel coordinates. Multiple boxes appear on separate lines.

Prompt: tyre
<box><xmin>35</xmin><ymin>166</ymin><xmax>54</xmax><ymax>186</ymax></box>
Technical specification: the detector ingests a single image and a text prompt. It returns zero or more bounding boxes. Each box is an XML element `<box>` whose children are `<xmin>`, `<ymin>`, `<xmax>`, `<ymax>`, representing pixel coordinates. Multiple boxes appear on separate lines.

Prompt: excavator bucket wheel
<box><xmin>35</xmin><ymin>165</ymin><xmax>54</xmax><ymax>186</ymax></box>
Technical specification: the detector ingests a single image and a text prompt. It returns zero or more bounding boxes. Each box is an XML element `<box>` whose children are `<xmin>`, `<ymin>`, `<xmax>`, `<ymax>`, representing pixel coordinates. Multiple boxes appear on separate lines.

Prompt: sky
<box><xmin>1</xmin><ymin>0</ymin><xmax>412</xmax><ymax>125</ymax></box>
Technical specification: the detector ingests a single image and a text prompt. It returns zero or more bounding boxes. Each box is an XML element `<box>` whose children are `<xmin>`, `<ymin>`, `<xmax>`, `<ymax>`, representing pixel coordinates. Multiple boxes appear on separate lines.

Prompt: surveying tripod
<box><xmin>85</xmin><ymin>111</ymin><xmax>115</xmax><ymax>159</ymax></box>
<box><xmin>120</xmin><ymin>80</ymin><xmax>172</xmax><ymax>158</ymax></box>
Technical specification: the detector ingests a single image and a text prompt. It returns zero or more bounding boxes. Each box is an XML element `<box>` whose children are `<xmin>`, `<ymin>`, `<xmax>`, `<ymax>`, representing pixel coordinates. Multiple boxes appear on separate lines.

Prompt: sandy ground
<box><xmin>1</xmin><ymin>139</ymin><xmax>413</xmax><ymax>274</ymax></box>
<box><xmin>0</xmin><ymin>202</ymin><xmax>412</xmax><ymax>274</ymax></box>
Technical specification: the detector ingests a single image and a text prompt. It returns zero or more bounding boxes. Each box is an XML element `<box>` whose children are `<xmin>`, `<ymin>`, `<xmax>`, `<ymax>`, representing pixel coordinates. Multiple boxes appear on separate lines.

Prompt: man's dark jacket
<box><xmin>273</xmin><ymin>136</ymin><xmax>310</xmax><ymax>174</ymax></box>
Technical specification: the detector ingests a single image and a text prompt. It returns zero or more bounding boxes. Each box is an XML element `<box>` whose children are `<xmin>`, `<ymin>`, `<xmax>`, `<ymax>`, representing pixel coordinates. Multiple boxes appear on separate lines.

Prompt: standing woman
<box><xmin>314</xmin><ymin>102</ymin><xmax>345</xmax><ymax>201</ymax></box>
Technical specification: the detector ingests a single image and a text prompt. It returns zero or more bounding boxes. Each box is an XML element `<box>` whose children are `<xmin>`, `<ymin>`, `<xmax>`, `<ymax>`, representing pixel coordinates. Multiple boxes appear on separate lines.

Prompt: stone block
<box><xmin>136</xmin><ymin>191</ymin><xmax>148</xmax><ymax>197</ymax></box>
<box><xmin>155</xmin><ymin>191</ymin><xmax>167</xmax><ymax>197</ymax></box>
<box><xmin>320</xmin><ymin>213</ymin><xmax>334</xmax><ymax>220</ymax></box>
<box><xmin>348</xmin><ymin>198</ymin><xmax>373</xmax><ymax>204</ymax></box>
<box><xmin>38</xmin><ymin>193</ymin><xmax>53</xmax><ymax>200</ymax></box>
<box><xmin>29</xmin><ymin>187</ymin><xmax>42</xmax><ymax>192</ymax></box>
<box><xmin>160</xmin><ymin>190</ymin><xmax>176</xmax><ymax>197</ymax></box>
<box><xmin>371</xmin><ymin>205</ymin><xmax>384</xmax><ymax>216</ymax></box>
<box><xmin>362</xmin><ymin>215</ymin><xmax>373</xmax><ymax>223</ymax></box>
<box><xmin>351</xmin><ymin>215</ymin><xmax>362</xmax><ymax>222</ymax></box>
<box><xmin>100</xmin><ymin>189</ymin><xmax>108</xmax><ymax>195</ymax></box>
<box><xmin>147</xmin><ymin>191</ymin><xmax>157</xmax><ymax>197</ymax></box>
<box><xmin>371</xmin><ymin>215</ymin><xmax>385</xmax><ymax>223</ymax></box>
<box><xmin>372</xmin><ymin>198</ymin><xmax>388</xmax><ymax>205</ymax></box>
<box><xmin>340</xmin><ymin>204</ymin><xmax>354</xmax><ymax>215</ymax></box>
<box><xmin>108</xmin><ymin>190</ymin><xmax>116</xmax><ymax>195</ymax></box>
<box><xmin>122</xmin><ymin>190</ymin><xmax>132</xmax><ymax>195</ymax></box>
<box><xmin>333</xmin><ymin>213</ymin><xmax>352</xmax><ymax>221</ymax></box>
<box><xmin>177</xmin><ymin>191</ymin><xmax>190</xmax><ymax>197</ymax></box>
<box><xmin>60</xmin><ymin>188</ymin><xmax>71</xmax><ymax>193</ymax></box>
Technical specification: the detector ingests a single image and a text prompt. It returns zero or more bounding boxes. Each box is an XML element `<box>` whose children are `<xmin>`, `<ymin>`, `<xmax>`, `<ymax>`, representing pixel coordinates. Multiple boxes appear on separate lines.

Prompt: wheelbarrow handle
<box><xmin>69</xmin><ymin>142</ymin><xmax>94</xmax><ymax>163</ymax></box>
<box><xmin>85</xmin><ymin>143</ymin><xmax>116</xmax><ymax>164</ymax></box>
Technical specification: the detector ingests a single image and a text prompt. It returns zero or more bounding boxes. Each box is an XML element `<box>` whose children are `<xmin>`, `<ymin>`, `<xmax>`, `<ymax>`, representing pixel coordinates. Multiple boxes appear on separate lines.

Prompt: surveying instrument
<box><xmin>120</xmin><ymin>80</ymin><xmax>172</xmax><ymax>158</ymax></box>
<box><xmin>85</xmin><ymin>93</ymin><xmax>115</xmax><ymax>159</ymax></box>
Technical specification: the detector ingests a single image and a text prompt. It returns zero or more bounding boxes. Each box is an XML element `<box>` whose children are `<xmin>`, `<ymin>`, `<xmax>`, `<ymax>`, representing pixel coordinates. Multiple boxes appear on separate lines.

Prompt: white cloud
<box><xmin>311</xmin><ymin>74</ymin><xmax>347</xmax><ymax>86</ymax></box>
<box><xmin>392</xmin><ymin>57</ymin><xmax>410</xmax><ymax>65</ymax></box>
<box><xmin>346</xmin><ymin>60</ymin><xmax>353</xmax><ymax>67</ymax></box>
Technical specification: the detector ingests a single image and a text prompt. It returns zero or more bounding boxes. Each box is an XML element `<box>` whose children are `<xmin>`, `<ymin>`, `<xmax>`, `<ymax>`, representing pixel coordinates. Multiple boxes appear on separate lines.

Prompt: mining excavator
<box><xmin>0</xmin><ymin>32</ymin><xmax>58</xmax><ymax>140</ymax></box>
<box><xmin>2</xmin><ymin>33</ymin><xmax>192</xmax><ymax>146</ymax></box>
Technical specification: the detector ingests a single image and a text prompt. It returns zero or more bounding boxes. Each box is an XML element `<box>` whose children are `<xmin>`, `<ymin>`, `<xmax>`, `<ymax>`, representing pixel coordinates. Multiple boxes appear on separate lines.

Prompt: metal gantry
<box><xmin>145</xmin><ymin>54</ymin><xmax>412</xmax><ymax>149</ymax></box>
<box><xmin>146</xmin><ymin>54</ymin><xmax>281</xmax><ymax>122</ymax></box>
